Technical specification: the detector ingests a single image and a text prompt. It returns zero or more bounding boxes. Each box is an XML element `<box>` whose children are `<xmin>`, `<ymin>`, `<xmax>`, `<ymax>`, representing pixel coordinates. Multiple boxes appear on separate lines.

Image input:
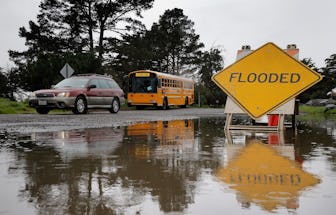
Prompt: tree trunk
<box><xmin>88</xmin><ymin>2</ymin><xmax>94</xmax><ymax>53</ymax></box>
<box><xmin>98</xmin><ymin>24</ymin><xmax>104</xmax><ymax>59</ymax></box>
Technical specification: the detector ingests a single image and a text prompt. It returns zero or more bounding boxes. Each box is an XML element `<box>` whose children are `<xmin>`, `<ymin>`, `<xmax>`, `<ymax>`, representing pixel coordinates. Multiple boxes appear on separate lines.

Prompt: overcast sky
<box><xmin>1</xmin><ymin>0</ymin><xmax>335</xmax><ymax>69</ymax></box>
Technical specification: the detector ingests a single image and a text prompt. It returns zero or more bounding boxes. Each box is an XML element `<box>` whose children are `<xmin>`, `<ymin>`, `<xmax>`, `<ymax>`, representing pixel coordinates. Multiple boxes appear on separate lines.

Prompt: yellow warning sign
<box><xmin>212</xmin><ymin>42</ymin><xmax>322</xmax><ymax>118</ymax></box>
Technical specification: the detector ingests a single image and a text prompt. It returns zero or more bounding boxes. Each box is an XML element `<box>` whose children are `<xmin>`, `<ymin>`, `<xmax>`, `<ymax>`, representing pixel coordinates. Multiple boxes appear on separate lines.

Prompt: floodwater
<box><xmin>0</xmin><ymin>116</ymin><xmax>336</xmax><ymax>215</ymax></box>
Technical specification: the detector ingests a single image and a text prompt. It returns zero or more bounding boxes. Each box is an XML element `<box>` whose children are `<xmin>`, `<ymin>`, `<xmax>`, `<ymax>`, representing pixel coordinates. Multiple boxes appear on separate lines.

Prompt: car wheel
<box><xmin>109</xmin><ymin>98</ymin><xmax>120</xmax><ymax>114</ymax></box>
<box><xmin>73</xmin><ymin>96</ymin><xmax>88</xmax><ymax>114</ymax></box>
<box><xmin>36</xmin><ymin>107</ymin><xmax>50</xmax><ymax>114</ymax></box>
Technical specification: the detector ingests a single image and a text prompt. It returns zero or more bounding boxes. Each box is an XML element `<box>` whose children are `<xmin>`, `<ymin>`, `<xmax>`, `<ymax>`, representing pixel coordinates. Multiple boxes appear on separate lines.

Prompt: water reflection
<box><xmin>31</xmin><ymin>128</ymin><xmax>124</xmax><ymax>159</ymax></box>
<box><xmin>218</xmin><ymin>133</ymin><xmax>320</xmax><ymax>212</ymax></box>
<box><xmin>7</xmin><ymin>119</ymin><xmax>203</xmax><ymax>215</ymax></box>
<box><xmin>1</xmin><ymin>117</ymin><xmax>336</xmax><ymax>214</ymax></box>
<box><xmin>124</xmin><ymin>120</ymin><xmax>199</xmax><ymax>212</ymax></box>
<box><xmin>127</xmin><ymin>120</ymin><xmax>195</xmax><ymax>159</ymax></box>
<box><xmin>225</xmin><ymin>131</ymin><xmax>294</xmax><ymax>160</ymax></box>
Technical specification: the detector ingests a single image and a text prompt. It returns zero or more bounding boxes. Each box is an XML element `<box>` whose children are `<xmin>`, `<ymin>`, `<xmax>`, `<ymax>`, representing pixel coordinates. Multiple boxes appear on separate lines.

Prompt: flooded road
<box><xmin>0</xmin><ymin>116</ymin><xmax>336</xmax><ymax>214</ymax></box>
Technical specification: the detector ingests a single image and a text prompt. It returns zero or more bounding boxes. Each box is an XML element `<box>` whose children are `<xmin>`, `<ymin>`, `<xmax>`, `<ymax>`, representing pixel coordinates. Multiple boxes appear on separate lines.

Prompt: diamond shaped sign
<box><xmin>212</xmin><ymin>42</ymin><xmax>322</xmax><ymax>118</ymax></box>
<box><xmin>60</xmin><ymin>63</ymin><xmax>74</xmax><ymax>78</ymax></box>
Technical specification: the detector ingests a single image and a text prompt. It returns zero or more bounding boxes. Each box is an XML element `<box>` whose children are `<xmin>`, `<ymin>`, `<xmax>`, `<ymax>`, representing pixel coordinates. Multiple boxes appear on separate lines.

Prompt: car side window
<box><xmin>107</xmin><ymin>79</ymin><xmax>120</xmax><ymax>89</ymax></box>
<box><xmin>98</xmin><ymin>79</ymin><xmax>110</xmax><ymax>89</ymax></box>
<box><xmin>89</xmin><ymin>79</ymin><xmax>100</xmax><ymax>88</ymax></box>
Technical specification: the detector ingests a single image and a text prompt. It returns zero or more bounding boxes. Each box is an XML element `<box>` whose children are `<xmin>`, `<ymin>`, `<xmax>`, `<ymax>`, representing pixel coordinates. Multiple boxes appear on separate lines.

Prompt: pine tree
<box><xmin>110</xmin><ymin>8</ymin><xmax>204</xmax><ymax>76</ymax></box>
<box><xmin>198</xmin><ymin>48</ymin><xmax>226</xmax><ymax>105</ymax></box>
<box><xmin>149</xmin><ymin>8</ymin><xmax>204</xmax><ymax>75</ymax></box>
<box><xmin>299</xmin><ymin>58</ymin><xmax>328</xmax><ymax>103</ymax></box>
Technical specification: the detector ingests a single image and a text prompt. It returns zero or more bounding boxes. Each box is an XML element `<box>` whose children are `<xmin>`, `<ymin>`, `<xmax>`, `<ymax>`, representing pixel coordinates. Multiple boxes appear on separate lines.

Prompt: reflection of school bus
<box><xmin>127</xmin><ymin>120</ymin><xmax>195</xmax><ymax>158</ymax></box>
<box><xmin>127</xmin><ymin>70</ymin><xmax>194</xmax><ymax>109</ymax></box>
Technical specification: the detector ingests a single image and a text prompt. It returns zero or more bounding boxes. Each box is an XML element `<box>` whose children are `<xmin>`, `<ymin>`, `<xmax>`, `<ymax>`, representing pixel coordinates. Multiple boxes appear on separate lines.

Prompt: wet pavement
<box><xmin>0</xmin><ymin>109</ymin><xmax>224</xmax><ymax>133</ymax></box>
<box><xmin>1</xmin><ymin>115</ymin><xmax>336</xmax><ymax>214</ymax></box>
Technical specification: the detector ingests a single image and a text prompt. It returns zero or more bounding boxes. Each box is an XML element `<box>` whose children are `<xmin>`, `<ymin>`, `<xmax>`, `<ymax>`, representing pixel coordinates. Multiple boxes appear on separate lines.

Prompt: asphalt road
<box><xmin>0</xmin><ymin>108</ymin><xmax>225</xmax><ymax>133</ymax></box>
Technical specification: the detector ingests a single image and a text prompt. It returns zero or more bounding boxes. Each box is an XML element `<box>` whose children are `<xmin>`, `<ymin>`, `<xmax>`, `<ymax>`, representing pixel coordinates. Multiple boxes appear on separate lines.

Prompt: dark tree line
<box><xmin>112</xmin><ymin>8</ymin><xmax>204</xmax><ymax>76</ymax></box>
<box><xmin>1</xmin><ymin>0</ymin><xmax>335</xmax><ymax>105</ymax></box>
<box><xmin>7</xmin><ymin>0</ymin><xmax>155</xmax><ymax>92</ymax></box>
<box><xmin>299</xmin><ymin>56</ymin><xmax>336</xmax><ymax>103</ymax></box>
<box><xmin>1</xmin><ymin>0</ymin><xmax>224</xmax><ymax>105</ymax></box>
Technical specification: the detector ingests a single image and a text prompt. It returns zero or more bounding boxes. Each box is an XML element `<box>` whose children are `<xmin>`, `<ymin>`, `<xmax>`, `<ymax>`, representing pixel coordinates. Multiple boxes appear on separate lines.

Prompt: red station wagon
<box><xmin>29</xmin><ymin>74</ymin><xmax>125</xmax><ymax>114</ymax></box>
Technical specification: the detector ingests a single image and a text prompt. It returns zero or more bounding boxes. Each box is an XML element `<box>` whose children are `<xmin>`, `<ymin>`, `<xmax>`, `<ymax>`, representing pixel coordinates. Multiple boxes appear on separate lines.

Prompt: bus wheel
<box><xmin>180</xmin><ymin>97</ymin><xmax>188</xmax><ymax>108</ymax></box>
<box><xmin>163</xmin><ymin>98</ymin><xmax>169</xmax><ymax>110</ymax></box>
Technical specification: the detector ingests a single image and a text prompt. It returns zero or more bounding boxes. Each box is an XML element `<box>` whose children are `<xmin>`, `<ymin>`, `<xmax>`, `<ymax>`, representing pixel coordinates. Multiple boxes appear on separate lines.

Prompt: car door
<box><xmin>108</xmin><ymin>79</ymin><xmax>125</xmax><ymax>105</ymax></box>
<box><xmin>86</xmin><ymin>78</ymin><xmax>103</xmax><ymax>106</ymax></box>
<box><xmin>98</xmin><ymin>79</ymin><xmax>114</xmax><ymax>106</ymax></box>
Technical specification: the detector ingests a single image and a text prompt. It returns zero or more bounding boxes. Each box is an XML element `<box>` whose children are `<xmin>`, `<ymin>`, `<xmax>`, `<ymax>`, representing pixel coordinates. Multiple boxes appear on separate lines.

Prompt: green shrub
<box><xmin>0</xmin><ymin>97</ymin><xmax>34</xmax><ymax>114</ymax></box>
<box><xmin>299</xmin><ymin>104</ymin><xmax>336</xmax><ymax>114</ymax></box>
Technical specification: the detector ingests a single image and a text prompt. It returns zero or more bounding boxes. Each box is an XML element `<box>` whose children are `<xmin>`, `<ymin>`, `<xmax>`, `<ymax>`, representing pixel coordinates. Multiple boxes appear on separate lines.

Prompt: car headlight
<box><xmin>57</xmin><ymin>92</ymin><xmax>70</xmax><ymax>97</ymax></box>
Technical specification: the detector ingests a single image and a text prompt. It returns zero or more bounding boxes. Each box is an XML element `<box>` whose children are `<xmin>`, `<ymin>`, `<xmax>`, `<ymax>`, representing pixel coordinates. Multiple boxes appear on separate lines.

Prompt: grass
<box><xmin>0</xmin><ymin>97</ymin><xmax>34</xmax><ymax>114</ymax></box>
<box><xmin>299</xmin><ymin>104</ymin><xmax>336</xmax><ymax>114</ymax></box>
<box><xmin>0</xmin><ymin>97</ymin><xmax>143</xmax><ymax>114</ymax></box>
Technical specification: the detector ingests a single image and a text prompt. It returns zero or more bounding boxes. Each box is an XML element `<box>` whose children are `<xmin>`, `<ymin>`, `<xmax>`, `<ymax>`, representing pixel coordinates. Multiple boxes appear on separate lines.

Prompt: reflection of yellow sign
<box><xmin>217</xmin><ymin>140</ymin><xmax>319</xmax><ymax>211</ymax></box>
<box><xmin>212</xmin><ymin>43</ymin><xmax>322</xmax><ymax>118</ymax></box>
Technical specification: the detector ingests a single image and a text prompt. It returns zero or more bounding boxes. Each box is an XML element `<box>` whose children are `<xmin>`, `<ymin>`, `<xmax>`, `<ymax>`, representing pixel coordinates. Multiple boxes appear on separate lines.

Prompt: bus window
<box><xmin>184</xmin><ymin>81</ymin><xmax>193</xmax><ymax>89</ymax></box>
<box><xmin>149</xmin><ymin>78</ymin><xmax>158</xmax><ymax>91</ymax></box>
<box><xmin>158</xmin><ymin>79</ymin><xmax>162</xmax><ymax>88</ymax></box>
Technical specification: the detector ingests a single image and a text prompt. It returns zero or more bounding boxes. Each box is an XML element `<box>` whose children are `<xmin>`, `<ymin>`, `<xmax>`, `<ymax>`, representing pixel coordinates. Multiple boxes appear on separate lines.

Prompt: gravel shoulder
<box><xmin>0</xmin><ymin>108</ymin><xmax>225</xmax><ymax>133</ymax></box>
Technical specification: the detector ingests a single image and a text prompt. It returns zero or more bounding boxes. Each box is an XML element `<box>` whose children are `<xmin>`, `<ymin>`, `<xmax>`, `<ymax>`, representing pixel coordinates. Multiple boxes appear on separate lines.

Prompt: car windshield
<box><xmin>54</xmin><ymin>78</ymin><xmax>89</xmax><ymax>89</ymax></box>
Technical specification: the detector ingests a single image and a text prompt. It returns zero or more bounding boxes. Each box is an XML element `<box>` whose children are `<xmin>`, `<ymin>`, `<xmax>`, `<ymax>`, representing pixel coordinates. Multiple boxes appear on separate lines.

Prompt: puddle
<box><xmin>0</xmin><ymin>118</ymin><xmax>336</xmax><ymax>214</ymax></box>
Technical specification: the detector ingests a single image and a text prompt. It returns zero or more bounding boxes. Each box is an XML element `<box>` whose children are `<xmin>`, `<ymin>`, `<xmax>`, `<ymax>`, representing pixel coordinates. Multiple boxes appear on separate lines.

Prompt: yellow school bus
<box><xmin>127</xmin><ymin>70</ymin><xmax>194</xmax><ymax>109</ymax></box>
